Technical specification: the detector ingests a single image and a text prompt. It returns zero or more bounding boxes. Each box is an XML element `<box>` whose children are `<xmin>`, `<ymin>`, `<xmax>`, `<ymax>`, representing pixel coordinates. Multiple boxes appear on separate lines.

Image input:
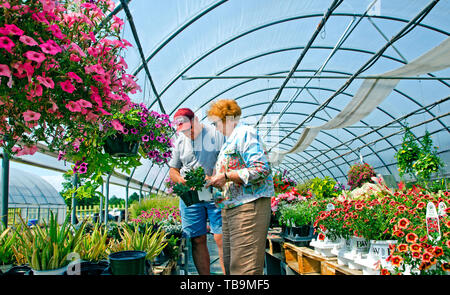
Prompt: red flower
<box><xmin>318</xmin><ymin>233</ymin><xmax>326</xmax><ymax>241</ymax></box>
<box><xmin>380</xmin><ymin>269</ymin><xmax>390</xmax><ymax>275</ymax></box>
<box><xmin>433</xmin><ymin>246</ymin><xmax>444</xmax><ymax>257</ymax></box>
<box><xmin>393</xmin><ymin>230</ymin><xmax>405</xmax><ymax>238</ymax></box>
<box><xmin>422</xmin><ymin>252</ymin><xmax>433</xmax><ymax>263</ymax></box>
<box><xmin>398</xmin><ymin>218</ymin><xmax>410</xmax><ymax>229</ymax></box>
<box><xmin>406</xmin><ymin>233</ymin><xmax>418</xmax><ymax>243</ymax></box>
<box><xmin>410</xmin><ymin>243</ymin><xmax>421</xmax><ymax>253</ymax></box>
<box><xmin>391</xmin><ymin>256</ymin><xmax>403</xmax><ymax>267</ymax></box>
<box><xmin>412</xmin><ymin>251</ymin><xmax>421</xmax><ymax>259</ymax></box>
<box><xmin>442</xmin><ymin>262</ymin><xmax>450</xmax><ymax>272</ymax></box>
<box><xmin>398</xmin><ymin>244</ymin><xmax>408</xmax><ymax>253</ymax></box>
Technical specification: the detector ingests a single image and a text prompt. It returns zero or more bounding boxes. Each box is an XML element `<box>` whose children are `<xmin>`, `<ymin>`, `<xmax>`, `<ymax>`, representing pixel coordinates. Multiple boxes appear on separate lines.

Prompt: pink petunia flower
<box><xmin>0</xmin><ymin>64</ymin><xmax>11</xmax><ymax>77</ymax></box>
<box><xmin>19</xmin><ymin>35</ymin><xmax>38</xmax><ymax>46</ymax></box>
<box><xmin>69</xmin><ymin>53</ymin><xmax>81</xmax><ymax>62</ymax></box>
<box><xmin>23</xmin><ymin>51</ymin><xmax>45</xmax><ymax>63</ymax></box>
<box><xmin>48</xmin><ymin>24</ymin><xmax>65</xmax><ymax>40</ymax></box>
<box><xmin>111</xmin><ymin>119</ymin><xmax>124</xmax><ymax>132</ymax></box>
<box><xmin>65</xmin><ymin>101</ymin><xmax>81</xmax><ymax>112</ymax></box>
<box><xmin>67</xmin><ymin>72</ymin><xmax>83</xmax><ymax>83</ymax></box>
<box><xmin>22</xmin><ymin>110</ymin><xmax>41</xmax><ymax>121</ymax></box>
<box><xmin>69</xmin><ymin>42</ymin><xmax>86</xmax><ymax>57</ymax></box>
<box><xmin>60</xmin><ymin>79</ymin><xmax>75</xmax><ymax>93</ymax></box>
<box><xmin>3</xmin><ymin>24</ymin><xmax>24</xmax><ymax>36</ymax></box>
<box><xmin>16</xmin><ymin>145</ymin><xmax>38</xmax><ymax>156</ymax></box>
<box><xmin>36</xmin><ymin>75</ymin><xmax>54</xmax><ymax>88</ymax></box>
<box><xmin>0</xmin><ymin>36</ymin><xmax>15</xmax><ymax>53</ymax></box>
<box><xmin>77</xmin><ymin>99</ymin><xmax>92</xmax><ymax>108</ymax></box>
<box><xmin>39</xmin><ymin>39</ymin><xmax>62</xmax><ymax>55</ymax></box>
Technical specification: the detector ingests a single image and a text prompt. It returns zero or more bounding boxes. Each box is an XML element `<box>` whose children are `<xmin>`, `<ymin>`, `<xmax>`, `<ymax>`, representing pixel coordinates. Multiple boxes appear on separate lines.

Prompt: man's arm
<box><xmin>169</xmin><ymin>167</ymin><xmax>186</xmax><ymax>185</ymax></box>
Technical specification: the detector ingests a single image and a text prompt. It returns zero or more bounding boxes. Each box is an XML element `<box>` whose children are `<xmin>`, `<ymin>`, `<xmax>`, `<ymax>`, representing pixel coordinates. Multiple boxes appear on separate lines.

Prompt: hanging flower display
<box><xmin>0</xmin><ymin>0</ymin><xmax>140</xmax><ymax>156</ymax></box>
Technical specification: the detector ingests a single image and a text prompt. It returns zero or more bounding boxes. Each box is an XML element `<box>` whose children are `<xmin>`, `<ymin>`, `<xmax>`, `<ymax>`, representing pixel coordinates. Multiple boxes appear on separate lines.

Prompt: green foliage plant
<box><xmin>309</xmin><ymin>176</ymin><xmax>340</xmax><ymax>199</ymax></box>
<box><xmin>172</xmin><ymin>167</ymin><xmax>206</xmax><ymax>196</ymax></box>
<box><xmin>14</xmin><ymin>213</ymin><xmax>87</xmax><ymax>271</ymax></box>
<box><xmin>0</xmin><ymin>225</ymin><xmax>17</xmax><ymax>266</ymax></box>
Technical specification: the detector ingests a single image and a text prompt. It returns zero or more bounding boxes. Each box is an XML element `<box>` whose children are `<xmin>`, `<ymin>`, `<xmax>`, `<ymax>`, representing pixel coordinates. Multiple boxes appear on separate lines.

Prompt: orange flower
<box><xmin>412</xmin><ymin>251</ymin><xmax>421</xmax><ymax>259</ymax></box>
<box><xmin>410</xmin><ymin>243</ymin><xmax>421</xmax><ymax>253</ymax></box>
<box><xmin>391</xmin><ymin>255</ymin><xmax>403</xmax><ymax>267</ymax></box>
<box><xmin>433</xmin><ymin>246</ymin><xmax>444</xmax><ymax>257</ymax></box>
<box><xmin>406</xmin><ymin>233</ymin><xmax>418</xmax><ymax>243</ymax></box>
<box><xmin>318</xmin><ymin>233</ymin><xmax>326</xmax><ymax>241</ymax></box>
<box><xmin>398</xmin><ymin>244</ymin><xmax>408</xmax><ymax>252</ymax></box>
<box><xmin>442</xmin><ymin>262</ymin><xmax>450</xmax><ymax>272</ymax></box>
<box><xmin>398</xmin><ymin>218</ymin><xmax>410</xmax><ymax>229</ymax></box>
<box><xmin>393</xmin><ymin>230</ymin><xmax>405</xmax><ymax>238</ymax></box>
<box><xmin>422</xmin><ymin>252</ymin><xmax>433</xmax><ymax>263</ymax></box>
<box><xmin>380</xmin><ymin>269</ymin><xmax>390</xmax><ymax>275</ymax></box>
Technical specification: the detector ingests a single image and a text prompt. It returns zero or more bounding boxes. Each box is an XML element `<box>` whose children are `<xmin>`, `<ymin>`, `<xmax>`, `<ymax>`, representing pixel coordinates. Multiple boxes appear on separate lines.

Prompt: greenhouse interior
<box><xmin>0</xmin><ymin>0</ymin><xmax>449</xmax><ymax>279</ymax></box>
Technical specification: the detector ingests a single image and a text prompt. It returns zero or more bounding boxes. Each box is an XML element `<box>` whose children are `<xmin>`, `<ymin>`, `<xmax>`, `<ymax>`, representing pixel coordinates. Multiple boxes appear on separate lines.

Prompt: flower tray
<box><xmin>310</xmin><ymin>238</ymin><xmax>343</xmax><ymax>258</ymax></box>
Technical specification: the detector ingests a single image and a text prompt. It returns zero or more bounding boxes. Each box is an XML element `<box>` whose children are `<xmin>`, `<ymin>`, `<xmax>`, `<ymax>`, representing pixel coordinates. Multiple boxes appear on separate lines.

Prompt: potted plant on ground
<box><xmin>13</xmin><ymin>213</ymin><xmax>87</xmax><ymax>275</ymax></box>
<box><xmin>108</xmin><ymin>223</ymin><xmax>167</xmax><ymax>275</ymax></box>
<box><xmin>0</xmin><ymin>225</ymin><xmax>17</xmax><ymax>274</ymax></box>
<box><xmin>74</xmin><ymin>223</ymin><xmax>111</xmax><ymax>275</ymax></box>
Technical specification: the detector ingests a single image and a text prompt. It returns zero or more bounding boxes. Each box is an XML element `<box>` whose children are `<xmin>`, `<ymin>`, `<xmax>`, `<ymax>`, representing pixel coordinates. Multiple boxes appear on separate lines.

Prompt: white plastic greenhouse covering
<box><xmin>8</xmin><ymin>168</ymin><xmax>67</xmax><ymax>225</ymax></box>
<box><xmin>4</xmin><ymin>0</ymin><xmax>449</xmax><ymax>192</ymax></box>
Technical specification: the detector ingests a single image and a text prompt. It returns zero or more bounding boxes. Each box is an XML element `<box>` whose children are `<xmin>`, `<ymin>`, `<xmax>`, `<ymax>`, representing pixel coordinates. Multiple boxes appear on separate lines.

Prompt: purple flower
<box><xmin>131</xmin><ymin>128</ymin><xmax>138</xmax><ymax>134</ymax></box>
<box><xmin>122</xmin><ymin>128</ymin><xmax>129</xmax><ymax>135</ymax></box>
<box><xmin>149</xmin><ymin>132</ymin><xmax>155</xmax><ymax>141</ymax></box>
<box><xmin>142</xmin><ymin>135</ymin><xmax>149</xmax><ymax>142</ymax></box>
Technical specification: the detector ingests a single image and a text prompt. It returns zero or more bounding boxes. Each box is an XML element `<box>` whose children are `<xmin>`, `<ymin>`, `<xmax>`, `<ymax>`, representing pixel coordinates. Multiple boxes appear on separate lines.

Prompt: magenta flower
<box><xmin>0</xmin><ymin>64</ymin><xmax>11</xmax><ymax>77</ymax></box>
<box><xmin>4</xmin><ymin>24</ymin><xmax>24</xmax><ymax>36</ymax></box>
<box><xmin>19</xmin><ymin>35</ymin><xmax>38</xmax><ymax>46</ymax></box>
<box><xmin>22</xmin><ymin>110</ymin><xmax>41</xmax><ymax>122</ymax></box>
<box><xmin>60</xmin><ymin>79</ymin><xmax>75</xmax><ymax>93</ymax></box>
<box><xmin>23</xmin><ymin>51</ymin><xmax>45</xmax><ymax>63</ymax></box>
<box><xmin>39</xmin><ymin>39</ymin><xmax>61</xmax><ymax>55</ymax></box>
<box><xmin>0</xmin><ymin>36</ymin><xmax>15</xmax><ymax>53</ymax></box>
<box><xmin>36</xmin><ymin>75</ymin><xmax>54</xmax><ymax>88</ymax></box>
<box><xmin>111</xmin><ymin>119</ymin><xmax>124</xmax><ymax>132</ymax></box>
<box><xmin>67</xmin><ymin>72</ymin><xmax>83</xmax><ymax>83</ymax></box>
<box><xmin>142</xmin><ymin>135</ymin><xmax>149</xmax><ymax>142</ymax></box>
<box><xmin>77</xmin><ymin>99</ymin><xmax>92</xmax><ymax>108</ymax></box>
<box><xmin>65</xmin><ymin>101</ymin><xmax>81</xmax><ymax>113</ymax></box>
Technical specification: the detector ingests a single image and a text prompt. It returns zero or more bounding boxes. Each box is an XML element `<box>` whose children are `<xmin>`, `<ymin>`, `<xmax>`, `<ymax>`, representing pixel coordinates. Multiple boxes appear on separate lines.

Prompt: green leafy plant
<box><xmin>413</xmin><ymin>131</ymin><xmax>443</xmax><ymax>184</ymax></box>
<box><xmin>110</xmin><ymin>224</ymin><xmax>167</xmax><ymax>261</ymax></box>
<box><xmin>395</xmin><ymin>126</ymin><xmax>421</xmax><ymax>179</ymax></box>
<box><xmin>14</xmin><ymin>213</ymin><xmax>87</xmax><ymax>271</ymax></box>
<box><xmin>278</xmin><ymin>200</ymin><xmax>319</xmax><ymax>227</ymax></box>
<box><xmin>0</xmin><ymin>225</ymin><xmax>17</xmax><ymax>266</ymax></box>
<box><xmin>172</xmin><ymin>166</ymin><xmax>206</xmax><ymax>196</ymax></box>
<box><xmin>309</xmin><ymin>176</ymin><xmax>340</xmax><ymax>199</ymax></box>
<box><xmin>75</xmin><ymin>223</ymin><xmax>110</xmax><ymax>263</ymax></box>
<box><xmin>347</xmin><ymin>163</ymin><xmax>376</xmax><ymax>190</ymax></box>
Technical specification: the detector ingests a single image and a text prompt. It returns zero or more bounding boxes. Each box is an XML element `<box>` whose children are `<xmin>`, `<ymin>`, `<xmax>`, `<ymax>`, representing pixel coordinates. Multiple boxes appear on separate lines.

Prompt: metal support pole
<box><xmin>99</xmin><ymin>182</ymin><xmax>104</xmax><ymax>224</ymax></box>
<box><xmin>104</xmin><ymin>171</ymin><xmax>112</xmax><ymax>226</ymax></box>
<box><xmin>125</xmin><ymin>167</ymin><xmax>136</xmax><ymax>223</ymax></box>
<box><xmin>71</xmin><ymin>173</ymin><xmax>78</xmax><ymax>224</ymax></box>
<box><xmin>1</xmin><ymin>148</ymin><xmax>9</xmax><ymax>227</ymax></box>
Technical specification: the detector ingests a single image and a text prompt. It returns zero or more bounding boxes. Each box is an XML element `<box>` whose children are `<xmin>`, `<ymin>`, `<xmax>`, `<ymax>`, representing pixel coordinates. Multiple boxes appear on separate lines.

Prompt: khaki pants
<box><xmin>221</xmin><ymin>197</ymin><xmax>271</xmax><ymax>275</ymax></box>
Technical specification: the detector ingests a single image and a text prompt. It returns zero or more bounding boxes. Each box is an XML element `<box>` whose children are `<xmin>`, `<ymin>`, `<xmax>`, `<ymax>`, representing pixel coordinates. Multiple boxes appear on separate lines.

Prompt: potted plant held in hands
<box><xmin>173</xmin><ymin>167</ymin><xmax>209</xmax><ymax>207</ymax></box>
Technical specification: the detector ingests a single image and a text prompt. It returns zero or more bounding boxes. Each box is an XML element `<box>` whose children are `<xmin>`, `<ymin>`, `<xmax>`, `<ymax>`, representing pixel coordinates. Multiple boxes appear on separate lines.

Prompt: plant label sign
<box><xmin>426</xmin><ymin>202</ymin><xmax>441</xmax><ymax>242</ymax></box>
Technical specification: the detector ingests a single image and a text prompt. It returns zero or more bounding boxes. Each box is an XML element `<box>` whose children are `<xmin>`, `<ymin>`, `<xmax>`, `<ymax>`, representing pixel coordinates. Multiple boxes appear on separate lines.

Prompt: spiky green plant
<box><xmin>14</xmin><ymin>213</ymin><xmax>86</xmax><ymax>271</ymax></box>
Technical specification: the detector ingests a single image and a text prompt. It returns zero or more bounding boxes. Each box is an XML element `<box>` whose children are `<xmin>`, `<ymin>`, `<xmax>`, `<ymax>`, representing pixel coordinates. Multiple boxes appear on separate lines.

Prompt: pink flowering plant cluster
<box><xmin>347</xmin><ymin>162</ymin><xmax>376</xmax><ymax>190</ymax></box>
<box><xmin>0</xmin><ymin>0</ymin><xmax>140</xmax><ymax>158</ymax></box>
<box><xmin>132</xmin><ymin>207</ymin><xmax>182</xmax><ymax>237</ymax></box>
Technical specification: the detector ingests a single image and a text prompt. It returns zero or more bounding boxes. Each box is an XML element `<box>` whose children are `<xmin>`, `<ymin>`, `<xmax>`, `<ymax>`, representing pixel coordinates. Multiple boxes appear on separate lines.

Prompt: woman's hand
<box><xmin>206</xmin><ymin>173</ymin><xmax>227</xmax><ymax>188</ymax></box>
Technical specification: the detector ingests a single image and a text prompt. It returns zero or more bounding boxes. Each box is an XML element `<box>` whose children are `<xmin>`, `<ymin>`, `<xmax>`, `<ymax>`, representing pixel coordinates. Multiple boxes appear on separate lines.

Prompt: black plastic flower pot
<box><xmin>79</xmin><ymin>261</ymin><xmax>109</xmax><ymax>276</ymax></box>
<box><xmin>292</xmin><ymin>224</ymin><xmax>313</xmax><ymax>237</ymax></box>
<box><xmin>108</xmin><ymin>251</ymin><xmax>147</xmax><ymax>275</ymax></box>
<box><xmin>104</xmin><ymin>134</ymin><xmax>139</xmax><ymax>157</ymax></box>
<box><xmin>180</xmin><ymin>190</ymin><xmax>200</xmax><ymax>207</ymax></box>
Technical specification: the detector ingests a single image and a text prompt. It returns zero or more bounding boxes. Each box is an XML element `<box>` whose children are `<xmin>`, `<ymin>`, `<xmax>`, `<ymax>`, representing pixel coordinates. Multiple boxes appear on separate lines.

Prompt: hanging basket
<box><xmin>104</xmin><ymin>134</ymin><xmax>140</xmax><ymax>157</ymax></box>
